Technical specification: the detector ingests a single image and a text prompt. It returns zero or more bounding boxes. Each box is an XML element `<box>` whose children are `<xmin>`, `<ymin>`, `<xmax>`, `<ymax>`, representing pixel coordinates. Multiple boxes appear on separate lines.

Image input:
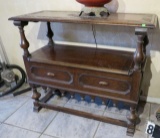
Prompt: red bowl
<box><xmin>76</xmin><ymin>0</ymin><xmax>112</xmax><ymax>7</ymax></box>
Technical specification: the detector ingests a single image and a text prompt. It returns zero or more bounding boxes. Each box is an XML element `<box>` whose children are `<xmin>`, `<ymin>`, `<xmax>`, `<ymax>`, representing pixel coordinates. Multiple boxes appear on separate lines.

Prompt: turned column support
<box><xmin>47</xmin><ymin>22</ymin><xmax>54</xmax><ymax>46</ymax></box>
<box><xmin>126</xmin><ymin>106</ymin><xmax>138</xmax><ymax>136</ymax></box>
<box><xmin>30</xmin><ymin>84</ymin><xmax>41</xmax><ymax>112</ymax></box>
<box><xmin>134</xmin><ymin>28</ymin><xmax>148</xmax><ymax>71</ymax></box>
<box><xmin>31</xmin><ymin>84</ymin><xmax>41</xmax><ymax>101</ymax></box>
<box><xmin>143</xmin><ymin>35</ymin><xmax>149</xmax><ymax>55</ymax></box>
<box><xmin>13</xmin><ymin>21</ymin><xmax>30</xmax><ymax>57</ymax></box>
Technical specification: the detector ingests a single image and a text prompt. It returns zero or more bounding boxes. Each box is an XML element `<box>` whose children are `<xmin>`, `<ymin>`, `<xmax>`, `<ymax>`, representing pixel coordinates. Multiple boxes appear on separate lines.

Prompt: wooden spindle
<box><xmin>13</xmin><ymin>21</ymin><xmax>30</xmax><ymax>57</ymax></box>
<box><xmin>47</xmin><ymin>22</ymin><xmax>54</xmax><ymax>46</ymax></box>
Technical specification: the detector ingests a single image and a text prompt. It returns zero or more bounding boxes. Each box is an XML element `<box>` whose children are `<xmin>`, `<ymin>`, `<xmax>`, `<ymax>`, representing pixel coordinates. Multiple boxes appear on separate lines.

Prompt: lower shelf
<box><xmin>32</xmin><ymin>89</ymin><xmax>138</xmax><ymax>137</ymax></box>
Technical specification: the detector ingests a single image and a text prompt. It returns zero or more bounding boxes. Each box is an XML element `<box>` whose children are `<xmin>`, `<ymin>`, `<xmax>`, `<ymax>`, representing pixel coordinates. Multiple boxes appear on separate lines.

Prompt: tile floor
<box><xmin>0</xmin><ymin>88</ymin><xmax>160</xmax><ymax>138</ymax></box>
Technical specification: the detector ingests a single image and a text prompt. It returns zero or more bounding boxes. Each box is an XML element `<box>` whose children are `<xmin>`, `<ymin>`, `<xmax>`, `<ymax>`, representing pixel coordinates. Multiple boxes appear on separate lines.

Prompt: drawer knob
<box><xmin>99</xmin><ymin>81</ymin><xmax>108</xmax><ymax>86</ymax></box>
<box><xmin>47</xmin><ymin>72</ymin><xmax>55</xmax><ymax>77</ymax></box>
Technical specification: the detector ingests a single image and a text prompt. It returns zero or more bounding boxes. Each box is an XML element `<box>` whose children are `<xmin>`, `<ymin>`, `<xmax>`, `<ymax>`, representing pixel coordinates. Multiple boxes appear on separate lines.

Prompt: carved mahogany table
<box><xmin>9</xmin><ymin>11</ymin><xmax>157</xmax><ymax>136</ymax></box>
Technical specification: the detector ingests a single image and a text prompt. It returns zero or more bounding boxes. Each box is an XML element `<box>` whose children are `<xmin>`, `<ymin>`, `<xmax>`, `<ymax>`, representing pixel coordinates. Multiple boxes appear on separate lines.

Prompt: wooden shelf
<box><xmin>30</xmin><ymin>44</ymin><xmax>134</xmax><ymax>75</ymax></box>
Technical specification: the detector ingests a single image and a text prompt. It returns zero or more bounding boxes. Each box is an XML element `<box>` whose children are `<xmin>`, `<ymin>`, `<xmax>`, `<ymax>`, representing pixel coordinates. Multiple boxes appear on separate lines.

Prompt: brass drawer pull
<box><xmin>47</xmin><ymin>72</ymin><xmax>55</xmax><ymax>77</ymax></box>
<box><xmin>99</xmin><ymin>81</ymin><xmax>108</xmax><ymax>86</ymax></box>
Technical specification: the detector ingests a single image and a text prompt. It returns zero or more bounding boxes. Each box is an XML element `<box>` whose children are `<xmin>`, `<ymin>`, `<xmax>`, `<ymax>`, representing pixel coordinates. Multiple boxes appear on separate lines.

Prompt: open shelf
<box><xmin>30</xmin><ymin>44</ymin><xmax>134</xmax><ymax>75</ymax></box>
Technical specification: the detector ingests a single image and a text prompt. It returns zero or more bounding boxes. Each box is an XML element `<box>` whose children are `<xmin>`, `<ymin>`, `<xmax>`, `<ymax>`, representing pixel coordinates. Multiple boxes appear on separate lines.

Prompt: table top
<box><xmin>9</xmin><ymin>11</ymin><xmax>158</xmax><ymax>28</ymax></box>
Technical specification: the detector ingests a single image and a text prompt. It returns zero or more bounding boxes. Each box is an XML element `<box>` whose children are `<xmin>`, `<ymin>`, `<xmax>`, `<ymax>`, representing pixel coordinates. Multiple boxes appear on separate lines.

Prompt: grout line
<box><xmin>39</xmin><ymin>133</ymin><xmax>60</xmax><ymax>138</ymax></box>
<box><xmin>38</xmin><ymin>134</ymin><xmax>43</xmax><ymax>138</ymax></box>
<box><xmin>40</xmin><ymin>100</ymin><xmax>68</xmax><ymax>137</ymax></box>
<box><xmin>2</xmin><ymin>96</ymin><xmax>30</xmax><ymax>123</ymax></box>
<box><xmin>40</xmin><ymin>111</ymin><xmax>59</xmax><ymax>135</ymax></box>
<box><xmin>3</xmin><ymin>99</ymin><xmax>66</xmax><ymax>137</ymax></box>
<box><xmin>2</xmin><ymin>123</ymin><xmax>41</xmax><ymax>134</ymax></box>
<box><xmin>93</xmin><ymin>108</ymin><xmax>106</xmax><ymax>138</ymax></box>
<box><xmin>46</xmin><ymin>97</ymin><xmax>107</xmax><ymax>138</ymax></box>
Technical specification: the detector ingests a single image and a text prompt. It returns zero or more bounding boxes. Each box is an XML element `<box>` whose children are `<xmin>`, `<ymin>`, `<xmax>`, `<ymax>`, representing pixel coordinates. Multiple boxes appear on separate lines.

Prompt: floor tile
<box><xmin>133</xmin><ymin>130</ymin><xmax>148</xmax><ymax>138</ymax></box>
<box><xmin>0</xmin><ymin>95</ymin><xmax>29</xmax><ymax>122</ymax></box>
<box><xmin>44</xmin><ymin>104</ymin><xmax>104</xmax><ymax>138</ymax></box>
<box><xmin>0</xmin><ymin>124</ymin><xmax>40</xmax><ymax>138</ymax></box>
<box><xmin>5</xmin><ymin>99</ymin><xmax>59</xmax><ymax>133</ymax></box>
<box><xmin>94</xmin><ymin>122</ymin><xmax>148</xmax><ymax>138</ymax></box>
<box><xmin>150</xmin><ymin>103</ymin><xmax>160</xmax><ymax>125</ymax></box>
<box><xmin>138</xmin><ymin>102</ymin><xmax>150</xmax><ymax>119</ymax></box>
<box><xmin>13</xmin><ymin>83</ymin><xmax>31</xmax><ymax>97</ymax></box>
<box><xmin>136</xmin><ymin>118</ymin><xmax>148</xmax><ymax>132</ymax></box>
<box><xmin>40</xmin><ymin>134</ymin><xmax>57</xmax><ymax>138</ymax></box>
<box><xmin>94</xmin><ymin>122</ymin><xmax>130</xmax><ymax>138</ymax></box>
<box><xmin>94</xmin><ymin>109</ymin><xmax>148</xmax><ymax>138</ymax></box>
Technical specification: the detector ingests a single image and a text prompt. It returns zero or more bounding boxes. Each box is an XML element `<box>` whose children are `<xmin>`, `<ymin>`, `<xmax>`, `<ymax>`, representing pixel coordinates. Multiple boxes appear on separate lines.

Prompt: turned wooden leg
<box><xmin>143</xmin><ymin>35</ymin><xmax>149</xmax><ymax>55</ymax></box>
<box><xmin>134</xmin><ymin>28</ymin><xmax>148</xmax><ymax>71</ymax></box>
<box><xmin>126</xmin><ymin>106</ymin><xmax>138</xmax><ymax>136</ymax></box>
<box><xmin>13</xmin><ymin>21</ymin><xmax>30</xmax><ymax>58</ymax></box>
<box><xmin>47</xmin><ymin>22</ymin><xmax>54</xmax><ymax>46</ymax></box>
<box><xmin>134</xmin><ymin>35</ymin><xmax>145</xmax><ymax>71</ymax></box>
<box><xmin>31</xmin><ymin>85</ymin><xmax>41</xmax><ymax>112</ymax></box>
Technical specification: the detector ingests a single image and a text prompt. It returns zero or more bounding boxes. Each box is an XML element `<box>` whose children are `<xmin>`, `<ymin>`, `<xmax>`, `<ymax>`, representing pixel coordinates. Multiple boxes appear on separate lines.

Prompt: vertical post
<box><xmin>134</xmin><ymin>28</ymin><xmax>148</xmax><ymax>71</ymax></box>
<box><xmin>13</xmin><ymin>21</ymin><xmax>30</xmax><ymax>57</ymax></box>
<box><xmin>143</xmin><ymin>35</ymin><xmax>149</xmax><ymax>55</ymax></box>
<box><xmin>31</xmin><ymin>84</ymin><xmax>41</xmax><ymax>112</ymax></box>
<box><xmin>47</xmin><ymin>22</ymin><xmax>54</xmax><ymax>46</ymax></box>
<box><xmin>126</xmin><ymin>106</ymin><xmax>138</xmax><ymax>136</ymax></box>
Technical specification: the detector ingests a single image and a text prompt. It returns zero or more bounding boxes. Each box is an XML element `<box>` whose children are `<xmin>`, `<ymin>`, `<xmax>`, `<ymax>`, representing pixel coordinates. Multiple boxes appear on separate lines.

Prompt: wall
<box><xmin>0</xmin><ymin>0</ymin><xmax>160</xmax><ymax>103</ymax></box>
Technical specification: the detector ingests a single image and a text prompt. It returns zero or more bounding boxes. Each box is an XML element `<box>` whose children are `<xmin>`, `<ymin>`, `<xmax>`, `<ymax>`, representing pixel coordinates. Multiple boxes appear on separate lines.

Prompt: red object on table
<box><xmin>76</xmin><ymin>0</ymin><xmax>112</xmax><ymax>7</ymax></box>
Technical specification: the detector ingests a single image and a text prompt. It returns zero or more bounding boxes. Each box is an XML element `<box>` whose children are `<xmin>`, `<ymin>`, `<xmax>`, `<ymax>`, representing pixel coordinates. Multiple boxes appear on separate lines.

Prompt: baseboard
<box><xmin>140</xmin><ymin>96</ymin><xmax>160</xmax><ymax>104</ymax></box>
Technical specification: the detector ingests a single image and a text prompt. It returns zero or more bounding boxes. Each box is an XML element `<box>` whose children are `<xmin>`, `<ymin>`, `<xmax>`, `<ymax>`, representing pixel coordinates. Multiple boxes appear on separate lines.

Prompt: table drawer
<box><xmin>30</xmin><ymin>65</ymin><xmax>73</xmax><ymax>85</ymax></box>
<box><xmin>78</xmin><ymin>74</ymin><xmax>131</xmax><ymax>95</ymax></box>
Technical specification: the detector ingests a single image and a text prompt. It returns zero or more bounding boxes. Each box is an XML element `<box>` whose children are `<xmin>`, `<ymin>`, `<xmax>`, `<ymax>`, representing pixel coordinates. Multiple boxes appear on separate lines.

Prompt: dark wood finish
<box><xmin>13</xmin><ymin>21</ymin><xmax>30</xmax><ymax>57</ymax></box>
<box><xmin>126</xmin><ymin>106</ymin><xmax>138</xmax><ymax>136</ymax></box>
<box><xmin>30</xmin><ymin>84</ymin><xmax>41</xmax><ymax>112</ymax></box>
<box><xmin>9</xmin><ymin>11</ymin><xmax>157</xmax><ymax>28</ymax></box>
<box><xmin>134</xmin><ymin>28</ymin><xmax>148</xmax><ymax>71</ymax></box>
<box><xmin>46</xmin><ymin>22</ymin><xmax>54</xmax><ymax>46</ymax></box>
<box><xmin>30</xmin><ymin>45</ymin><xmax>134</xmax><ymax>75</ymax></box>
<box><xmin>34</xmin><ymin>100</ymin><xmax>127</xmax><ymax>127</ymax></box>
<box><xmin>9</xmin><ymin>11</ymin><xmax>158</xmax><ymax>137</ymax></box>
<box><xmin>34</xmin><ymin>89</ymin><xmax>54</xmax><ymax>112</ymax></box>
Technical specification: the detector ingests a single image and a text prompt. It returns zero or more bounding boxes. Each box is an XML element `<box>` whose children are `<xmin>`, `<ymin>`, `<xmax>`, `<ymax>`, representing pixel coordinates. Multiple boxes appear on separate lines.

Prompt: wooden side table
<box><xmin>9</xmin><ymin>11</ymin><xmax>158</xmax><ymax>136</ymax></box>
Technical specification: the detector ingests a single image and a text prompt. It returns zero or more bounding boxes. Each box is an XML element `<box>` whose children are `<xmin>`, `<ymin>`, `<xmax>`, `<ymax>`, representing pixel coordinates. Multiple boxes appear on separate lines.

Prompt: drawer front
<box><xmin>78</xmin><ymin>74</ymin><xmax>131</xmax><ymax>95</ymax></box>
<box><xmin>30</xmin><ymin>65</ymin><xmax>73</xmax><ymax>85</ymax></box>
